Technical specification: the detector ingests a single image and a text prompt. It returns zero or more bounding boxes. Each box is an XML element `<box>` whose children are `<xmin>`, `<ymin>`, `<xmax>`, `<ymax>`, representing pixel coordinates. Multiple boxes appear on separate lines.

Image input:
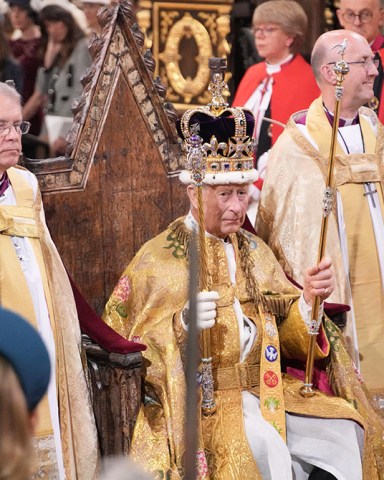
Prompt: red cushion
<box><xmin>69</xmin><ymin>274</ymin><xmax>146</xmax><ymax>354</ymax></box>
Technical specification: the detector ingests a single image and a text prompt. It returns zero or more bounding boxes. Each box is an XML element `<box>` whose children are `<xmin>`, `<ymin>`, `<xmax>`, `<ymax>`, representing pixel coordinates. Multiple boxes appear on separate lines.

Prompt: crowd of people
<box><xmin>0</xmin><ymin>0</ymin><xmax>384</xmax><ymax>479</ymax></box>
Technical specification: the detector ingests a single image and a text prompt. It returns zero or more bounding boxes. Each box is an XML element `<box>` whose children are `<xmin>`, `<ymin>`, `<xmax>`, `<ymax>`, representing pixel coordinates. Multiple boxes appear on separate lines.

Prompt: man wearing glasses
<box><xmin>0</xmin><ymin>82</ymin><xmax>99</xmax><ymax>478</ymax></box>
<box><xmin>257</xmin><ymin>29</ymin><xmax>384</xmax><ymax>409</ymax></box>
<box><xmin>337</xmin><ymin>0</ymin><xmax>384</xmax><ymax>121</ymax></box>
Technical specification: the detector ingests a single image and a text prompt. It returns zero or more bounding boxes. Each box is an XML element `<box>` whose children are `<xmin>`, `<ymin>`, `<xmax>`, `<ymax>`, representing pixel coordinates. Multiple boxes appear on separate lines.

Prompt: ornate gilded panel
<box><xmin>324</xmin><ymin>0</ymin><xmax>341</xmax><ymax>31</ymax></box>
<box><xmin>151</xmin><ymin>1</ymin><xmax>232</xmax><ymax>111</ymax></box>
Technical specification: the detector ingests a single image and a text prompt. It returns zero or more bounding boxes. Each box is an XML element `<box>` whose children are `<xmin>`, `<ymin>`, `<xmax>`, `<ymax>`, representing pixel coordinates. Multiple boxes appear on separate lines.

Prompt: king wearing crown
<box><xmin>102</xmin><ymin>59</ymin><xmax>383</xmax><ymax>479</ymax></box>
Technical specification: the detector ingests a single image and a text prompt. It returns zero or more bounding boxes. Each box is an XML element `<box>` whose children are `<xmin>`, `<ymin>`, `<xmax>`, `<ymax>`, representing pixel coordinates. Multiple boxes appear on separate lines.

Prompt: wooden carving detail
<box><xmin>24</xmin><ymin>0</ymin><xmax>183</xmax><ymax>193</ymax></box>
<box><xmin>21</xmin><ymin>0</ymin><xmax>189</xmax><ymax>315</ymax></box>
<box><xmin>84</xmin><ymin>336</ymin><xmax>142</xmax><ymax>456</ymax></box>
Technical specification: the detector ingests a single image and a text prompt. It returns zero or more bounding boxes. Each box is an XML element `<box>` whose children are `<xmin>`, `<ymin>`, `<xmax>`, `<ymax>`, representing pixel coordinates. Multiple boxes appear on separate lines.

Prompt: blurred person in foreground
<box><xmin>0</xmin><ymin>307</ymin><xmax>50</xmax><ymax>480</ymax></box>
<box><xmin>336</xmin><ymin>0</ymin><xmax>384</xmax><ymax>121</ymax></box>
<box><xmin>103</xmin><ymin>65</ymin><xmax>384</xmax><ymax>479</ymax></box>
<box><xmin>232</xmin><ymin>0</ymin><xmax>319</xmax><ymax>209</ymax></box>
<box><xmin>99</xmin><ymin>457</ymin><xmax>154</xmax><ymax>480</ymax></box>
<box><xmin>257</xmin><ymin>30</ymin><xmax>384</xmax><ymax>403</ymax></box>
<box><xmin>0</xmin><ymin>81</ymin><xmax>98</xmax><ymax>478</ymax></box>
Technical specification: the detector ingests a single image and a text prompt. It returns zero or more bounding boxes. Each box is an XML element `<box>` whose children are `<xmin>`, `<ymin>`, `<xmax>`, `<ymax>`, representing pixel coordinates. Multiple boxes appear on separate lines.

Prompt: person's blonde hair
<box><xmin>0</xmin><ymin>356</ymin><xmax>32</xmax><ymax>480</ymax></box>
<box><xmin>252</xmin><ymin>0</ymin><xmax>308</xmax><ymax>54</ymax></box>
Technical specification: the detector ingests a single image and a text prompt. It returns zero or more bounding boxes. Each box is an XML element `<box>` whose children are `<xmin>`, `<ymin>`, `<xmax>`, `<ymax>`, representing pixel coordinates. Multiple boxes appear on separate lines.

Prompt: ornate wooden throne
<box><xmin>24</xmin><ymin>0</ymin><xmax>188</xmax><ymax>315</ymax></box>
<box><xmin>23</xmin><ymin>0</ymin><xmax>188</xmax><ymax>455</ymax></box>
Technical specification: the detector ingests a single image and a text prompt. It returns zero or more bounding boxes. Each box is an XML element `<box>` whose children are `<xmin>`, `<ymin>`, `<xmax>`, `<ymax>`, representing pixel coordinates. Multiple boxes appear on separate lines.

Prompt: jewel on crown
<box><xmin>186</xmin><ymin>123</ymin><xmax>206</xmax><ymax>187</ymax></box>
<box><xmin>202</xmin><ymin>134</ymin><xmax>256</xmax><ymax>174</ymax></box>
<box><xmin>180</xmin><ymin>58</ymin><xmax>256</xmax><ymax>178</ymax></box>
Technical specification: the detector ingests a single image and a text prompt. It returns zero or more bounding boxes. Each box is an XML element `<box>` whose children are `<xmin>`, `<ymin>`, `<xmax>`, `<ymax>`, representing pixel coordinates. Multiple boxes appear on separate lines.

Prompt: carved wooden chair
<box><xmin>23</xmin><ymin>0</ymin><xmax>187</xmax><ymax>455</ymax></box>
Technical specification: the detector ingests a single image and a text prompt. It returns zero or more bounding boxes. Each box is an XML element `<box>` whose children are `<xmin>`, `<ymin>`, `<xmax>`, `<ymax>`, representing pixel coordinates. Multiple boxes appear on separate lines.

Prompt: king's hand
<box><xmin>303</xmin><ymin>256</ymin><xmax>334</xmax><ymax>306</ymax></box>
<box><xmin>181</xmin><ymin>291</ymin><xmax>220</xmax><ymax>331</ymax></box>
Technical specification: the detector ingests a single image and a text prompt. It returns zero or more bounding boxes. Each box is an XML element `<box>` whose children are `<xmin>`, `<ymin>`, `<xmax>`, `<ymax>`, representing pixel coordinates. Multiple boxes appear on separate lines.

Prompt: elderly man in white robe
<box><xmin>0</xmin><ymin>81</ymin><xmax>99</xmax><ymax>479</ymax></box>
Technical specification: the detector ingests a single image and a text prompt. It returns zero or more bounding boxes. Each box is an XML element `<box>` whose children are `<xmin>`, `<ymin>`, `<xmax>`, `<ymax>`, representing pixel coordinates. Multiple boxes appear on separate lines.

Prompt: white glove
<box><xmin>181</xmin><ymin>291</ymin><xmax>220</xmax><ymax>331</ymax></box>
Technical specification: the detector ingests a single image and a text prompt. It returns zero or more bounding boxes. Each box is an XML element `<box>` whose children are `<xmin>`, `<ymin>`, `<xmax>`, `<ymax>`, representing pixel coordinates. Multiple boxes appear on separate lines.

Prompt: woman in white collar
<box><xmin>232</xmin><ymin>1</ymin><xmax>320</xmax><ymax>221</ymax></box>
<box><xmin>233</xmin><ymin>0</ymin><xmax>319</xmax><ymax>166</ymax></box>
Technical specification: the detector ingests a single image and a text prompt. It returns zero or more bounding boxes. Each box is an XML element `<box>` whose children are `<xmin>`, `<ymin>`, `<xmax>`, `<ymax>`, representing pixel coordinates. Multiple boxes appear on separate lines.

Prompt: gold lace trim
<box><xmin>213</xmin><ymin>362</ymin><xmax>260</xmax><ymax>391</ymax></box>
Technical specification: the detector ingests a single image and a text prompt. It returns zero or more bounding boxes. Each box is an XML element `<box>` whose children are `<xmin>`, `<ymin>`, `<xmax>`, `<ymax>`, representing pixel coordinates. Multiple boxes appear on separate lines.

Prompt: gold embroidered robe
<box><xmin>104</xmin><ymin>218</ymin><xmax>384</xmax><ymax>479</ymax></box>
<box><xmin>257</xmin><ymin>98</ymin><xmax>384</xmax><ymax>396</ymax></box>
<box><xmin>0</xmin><ymin>166</ymin><xmax>99</xmax><ymax>479</ymax></box>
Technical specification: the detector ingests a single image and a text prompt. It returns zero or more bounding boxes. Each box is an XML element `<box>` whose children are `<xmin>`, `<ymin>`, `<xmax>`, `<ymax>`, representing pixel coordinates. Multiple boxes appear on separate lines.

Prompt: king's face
<box><xmin>202</xmin><ymin>184</ymin><xmax>249</xmax><ymax>238</ymax></box>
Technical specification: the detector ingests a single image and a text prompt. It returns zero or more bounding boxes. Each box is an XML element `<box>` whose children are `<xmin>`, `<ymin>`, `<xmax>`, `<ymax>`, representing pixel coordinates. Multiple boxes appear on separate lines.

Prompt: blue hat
<box><xmin>0</xmin><ymin>307</ymin><xmax>51</xmax><ymax>411</ymax></box>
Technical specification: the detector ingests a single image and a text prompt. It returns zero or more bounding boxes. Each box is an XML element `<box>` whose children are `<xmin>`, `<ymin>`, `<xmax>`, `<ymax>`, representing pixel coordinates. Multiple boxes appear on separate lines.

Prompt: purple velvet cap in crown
<box><xmin>177</xmin><ymin>58</ymin><xmax>258</xmax><ymax>186</ymax></box>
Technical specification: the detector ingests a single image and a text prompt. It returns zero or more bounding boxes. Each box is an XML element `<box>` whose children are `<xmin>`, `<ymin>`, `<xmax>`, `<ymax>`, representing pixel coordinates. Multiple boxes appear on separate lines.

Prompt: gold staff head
<box><xmin>331</xmin><ymin>39</ymin><xmax>350</xmax><ymax>100</ymax></box>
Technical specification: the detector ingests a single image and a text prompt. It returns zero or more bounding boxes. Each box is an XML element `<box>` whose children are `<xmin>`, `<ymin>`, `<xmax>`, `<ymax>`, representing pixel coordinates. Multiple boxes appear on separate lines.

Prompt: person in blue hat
<box><xmin>0</xmin><ymin>307</ymin><xmax>50</xmax><ymax>480</ymax></box>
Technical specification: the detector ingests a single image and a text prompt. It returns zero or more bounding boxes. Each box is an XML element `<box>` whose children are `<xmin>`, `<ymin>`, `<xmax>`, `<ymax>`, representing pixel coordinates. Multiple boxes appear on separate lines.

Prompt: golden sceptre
<box><xmin>186</xmin><ymin>123</ymin><xmax>217</xmax><ymax>416</ymax></box>
<box><xmin>300</xmin><ymin>40</ymin><xmax>350</xmax><ymax>397</ymax></box>
<box><xmin>200</xmin><ymin>58</ymin><xmax>230</xmax><ymax>415</ymax></box>
<box><xmin>181</xmin><ymin>58</ymin><xmax>230</xmax><ymax>415</ymax></box>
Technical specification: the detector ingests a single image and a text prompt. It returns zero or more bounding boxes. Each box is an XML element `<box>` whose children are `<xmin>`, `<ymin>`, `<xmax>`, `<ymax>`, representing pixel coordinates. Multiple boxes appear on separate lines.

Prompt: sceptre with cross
<box><xmin>300</xmin><ymin>40</ymin><xmax>350</xmax><ymax>397</ymax></box>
